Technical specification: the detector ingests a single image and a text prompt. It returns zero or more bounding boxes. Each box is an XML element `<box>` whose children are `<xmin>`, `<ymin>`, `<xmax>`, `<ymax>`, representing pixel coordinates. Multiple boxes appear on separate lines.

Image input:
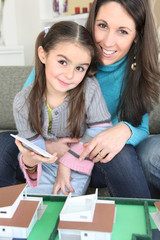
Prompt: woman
<box><xmin>78</xmin><ymin>0</ymin><xmax>159</xmax><ymax>198</ymax></box>
<box><xmin>0</xmin><ymin>0</ymin><xmax>159</xmax><ymax>198</ymax></box>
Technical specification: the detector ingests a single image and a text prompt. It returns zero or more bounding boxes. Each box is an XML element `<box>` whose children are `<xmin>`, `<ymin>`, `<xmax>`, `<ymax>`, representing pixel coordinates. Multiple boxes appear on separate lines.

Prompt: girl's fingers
<box><xmin>15</xmin><ymin>139</ymin><xmax>24</xmax><ymax>150</ymax></box>
<box><xmin>61</xmin><ymin>185</ymin><xmax>70</xmax><ymax>195</ymax></box>
<box><xmin>16</xmin><ymin>138</ymin><xmax>58</xmax><ymax>163</ymax></box>
<box><xmin>62</xmin><ymin>137</ymin><xmax>79</xmax><ymax>143</ymax></box>
<box><xmin>52</xmin><ymin>184</ymin><xmax>60</xmax><ymax>195</ymax></box>
<box><xmin>66</xmin><ymin>182</ymin><xmax>74</xmax><ymax>193</ymax></box>
<box><xmin>15</xmin><ymin>139</ymin><xmax>33</xmax><ymax>154</ymax></box>
<box><xmin>34</xmin><ymin>153</ymin><xmax>58</xmax><ymax>163</ymax></box>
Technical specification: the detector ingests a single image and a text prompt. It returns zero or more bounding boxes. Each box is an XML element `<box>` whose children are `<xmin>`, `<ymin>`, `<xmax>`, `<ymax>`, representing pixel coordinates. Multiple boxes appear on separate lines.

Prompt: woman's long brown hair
<box><xmin>28</xmin><ymin>21</ymin><xmax>98</xmax><ymax>137</ymax></box>
<box><xmin>86</xmin><ymin>0</ymin><xmax>160</xmax><ymax>126</ymax></box>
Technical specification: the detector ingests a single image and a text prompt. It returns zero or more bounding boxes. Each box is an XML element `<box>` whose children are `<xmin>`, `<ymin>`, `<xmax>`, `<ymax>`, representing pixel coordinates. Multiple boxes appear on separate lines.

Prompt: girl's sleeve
<box><xmin>13</xmin><ymin>87</ymin><xmax>45</xmax><ymax>187</ymax></box>
<box><xmin>23</xmin><ymin>67</ymin><xmax>35</xmax><ymax>89</ymax></box>
<box><xmin>59</xmin><ymin>77</ymin><xmax>112</xmax><ymax>175</ymax></box>
<box><xmin>122</xmin><ymin>113</ymin><xmax>149</xmax><ymax>146</ymax></box>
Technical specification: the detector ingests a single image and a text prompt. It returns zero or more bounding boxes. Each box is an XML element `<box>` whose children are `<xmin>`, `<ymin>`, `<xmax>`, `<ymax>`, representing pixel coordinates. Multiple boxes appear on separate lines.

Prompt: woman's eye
<box><xmin>119</xmin><ymin>30</ymin><xmax>128</xmax><ymax>35</ymax></box>
<box><xmin>58</xmin><ymin>60</ymin><xmax>67</xmax><ymax>66</ymax></box>
<box><xmin>98</xmin><ymin>23</ymin><xmax>107</xmax><ymax>29</ymax></box>
<box><xmin>76</xmin><ymin>66</ymin><xmax>84</xmax><ymax>72</ymax></box>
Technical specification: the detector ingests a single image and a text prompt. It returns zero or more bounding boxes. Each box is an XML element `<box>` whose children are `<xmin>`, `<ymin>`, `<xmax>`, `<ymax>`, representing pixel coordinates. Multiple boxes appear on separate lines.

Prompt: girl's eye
<box><xmin>76</xmin><ymin>66</ymin><xmax>85</xmax><ymax>72</ymax></box>
<box><xmin>119</xmin><ymin>30</ymin><xmax>128</xmax><ymax>35</ymax></box>
<box><xmin>58</xmin><ymin>60</ymin><xmax>67</xmax><ymax>66</ymax></box>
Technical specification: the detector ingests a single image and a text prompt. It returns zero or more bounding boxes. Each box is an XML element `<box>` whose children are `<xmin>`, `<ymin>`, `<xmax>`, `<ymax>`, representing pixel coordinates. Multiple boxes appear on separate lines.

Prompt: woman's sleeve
<box><xmin>122</xmin><ymin>113</ymin><xmax>149</xmax><ymax>146</ymax></box>
<box><xmin>23</xmin><ymin>67</ymin><xmax>35</xmax><ymax>89</ymax></box>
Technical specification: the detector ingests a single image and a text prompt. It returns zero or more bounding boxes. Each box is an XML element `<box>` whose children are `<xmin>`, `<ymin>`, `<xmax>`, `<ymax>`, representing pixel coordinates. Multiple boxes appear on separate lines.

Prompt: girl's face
<box><xmin>94</xmin><ymin>1</ymin><xmax>137</xmax><ymax>65</ymax></box>
<box><xmin>39</xmin><ymin>41</ymin><xmax>91</xmax><ymax>96</ymax></box>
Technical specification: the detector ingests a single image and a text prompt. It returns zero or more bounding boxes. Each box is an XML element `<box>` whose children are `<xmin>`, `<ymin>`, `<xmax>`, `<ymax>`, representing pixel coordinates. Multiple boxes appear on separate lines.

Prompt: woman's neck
<box><xmin>98</xmin><ymin>55</ymin><xmax>127</xmax><ymax>72</ymax></box>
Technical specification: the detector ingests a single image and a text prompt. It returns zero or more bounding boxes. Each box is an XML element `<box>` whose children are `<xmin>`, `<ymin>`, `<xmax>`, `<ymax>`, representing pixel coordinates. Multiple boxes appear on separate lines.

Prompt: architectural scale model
<box><xmin>58</xmin><ymin>189</ymin><xmax>116</xmax><ymax>240</ymax></box>
<box><xmin>150</xmin><ymin>201</ymin><xmax>160</xmax><ymax>231</ymax></box>
<box><xmin>0</xmin><ymin>183</ymin><xmax>45</xmax><ymax>239</ymax></box>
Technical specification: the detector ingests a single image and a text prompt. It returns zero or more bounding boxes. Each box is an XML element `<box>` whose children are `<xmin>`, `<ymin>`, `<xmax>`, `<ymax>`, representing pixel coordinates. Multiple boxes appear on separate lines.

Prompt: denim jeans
<box><xmin>90</xmin><ymin>144</ymin><xmax>151</xmax><ymax>198</ymax></box>
<box><xmin>0</xmin><ymin>131</ymin><xmax>25</xmax><ymax>187</ymax></box>
<box><xmin>27</xmin><ymin>162</ymin><xmax>91</xmax><ymax>196</ymax></box>
<box><xmin>0</xmin><ymin>132</ymin><xmax>150</xmax><ymax>198</ymax></box>
<box><xmin>136</xmin><ymin>135</ymin><xmax>160</xmax><ymax>199</ymax></box>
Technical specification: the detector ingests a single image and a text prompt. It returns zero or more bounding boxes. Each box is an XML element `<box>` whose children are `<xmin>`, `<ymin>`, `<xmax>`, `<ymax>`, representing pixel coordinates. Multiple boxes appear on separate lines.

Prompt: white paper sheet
<box><xmin>10</xmin><ymin>134</ymin><xmax>54</xmax><ymax>158</ymax></box>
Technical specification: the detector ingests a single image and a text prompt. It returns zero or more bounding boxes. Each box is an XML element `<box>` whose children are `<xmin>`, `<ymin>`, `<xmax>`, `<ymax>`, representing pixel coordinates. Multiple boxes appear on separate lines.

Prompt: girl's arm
<box><xmin>13</xmin><ymin>87</ymin><xmax>57</xmax><ymax>187</ymax></box>
<box><xmin>15</xmin><ymin>136</ymin><xmax>57</xmax><ymax>187</ymax></box>
<box><xmin>52</xmin><ymin>163</ymin><xmax>74</xmax><ymax>195</ymax></box>
<box><xmin>59</xmin><ymin>123</ymin><xmax>112</xmax><ymax>175</ymax></box>
<box><xmin>59</xmin><ymin>77</ymin><xmax>112</xmax><ymax>175</ymax></box>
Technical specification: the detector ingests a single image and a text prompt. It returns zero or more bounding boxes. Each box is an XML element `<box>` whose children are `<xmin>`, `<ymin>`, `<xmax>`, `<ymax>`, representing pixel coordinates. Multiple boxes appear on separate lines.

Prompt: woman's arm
<box><xmin>122</xmin><ymin>113</ymin><xmax>149</xmax><ymax>146</ymax></box>
<box><xmin>79</xmin><ymin>122</ymin><xmax>131</xmax><ymax>163</ymax></box>
<box><xmin>79</xmin><ymin>113</ymin><xmax>149</xmax><ymax>163</ymax></box>
<box><xmin>23</xmin><ymin>67</ymin><xmax>35</xmax><ymax>88</ymax></box>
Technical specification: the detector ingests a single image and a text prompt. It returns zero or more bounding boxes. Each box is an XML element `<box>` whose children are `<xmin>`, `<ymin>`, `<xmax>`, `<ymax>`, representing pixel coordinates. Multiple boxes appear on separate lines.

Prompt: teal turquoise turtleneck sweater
<box><xmin>96</xmin><ymin>56</ymin><xmax>149</xmax><ymax>146</ymax></box>
<box><xmin>24</xmin><ymin>56</ymin><xmax>149</xmax><ymax>147</ymax></box>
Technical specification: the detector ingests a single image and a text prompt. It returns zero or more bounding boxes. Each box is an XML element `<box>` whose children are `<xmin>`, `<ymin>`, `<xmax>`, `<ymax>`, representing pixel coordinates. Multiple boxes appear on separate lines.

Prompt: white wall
<box><xmin>15</xmin><ymin>0</ymin><xmax>41</xmax><ymax>65</ymax></box>
<box><xmin>1</xmin><ymin>0</ymin><xmax>159</xmax><ymax>66</ymax></box>
<box><xmin>0</xmin><ymin>0</ymin><xmax>89</xmax><ymax>66</ymax></box>
<box><xmin>1</xmin><ymin>0</ymin><xmax>41</xmax><ymax>65</ymax></box>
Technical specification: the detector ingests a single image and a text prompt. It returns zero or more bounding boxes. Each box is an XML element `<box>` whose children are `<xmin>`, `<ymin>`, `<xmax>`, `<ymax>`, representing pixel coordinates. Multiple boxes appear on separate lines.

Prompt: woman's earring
<box><xmin>131</xmin><ymin>55</ymin><xmax>136</xmax><ymax>71</ymax></box>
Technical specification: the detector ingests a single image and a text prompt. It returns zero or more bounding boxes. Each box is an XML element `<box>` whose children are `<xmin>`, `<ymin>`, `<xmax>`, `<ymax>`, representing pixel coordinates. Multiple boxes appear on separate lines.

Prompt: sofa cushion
<box><xmin>0</xmin><ymin>66</ymin><xmax>33</xmax><ymax>130</ymax></box>
<box><xmin>149</xmin><ymin>99</ymin><xmax>160</xmax><ymax>134</ymax></box>
<box><xmin>0</xmin><ymin>65</ymin><xmax>159</xmax><ymax>134</ymax></box>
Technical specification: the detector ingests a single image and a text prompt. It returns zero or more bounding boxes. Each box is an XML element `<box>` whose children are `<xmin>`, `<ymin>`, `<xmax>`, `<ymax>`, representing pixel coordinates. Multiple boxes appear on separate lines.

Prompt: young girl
<box><xmin>13</xmin><ymin>21</ymin><xmax>112</xmax><ymax>196</ymax></box>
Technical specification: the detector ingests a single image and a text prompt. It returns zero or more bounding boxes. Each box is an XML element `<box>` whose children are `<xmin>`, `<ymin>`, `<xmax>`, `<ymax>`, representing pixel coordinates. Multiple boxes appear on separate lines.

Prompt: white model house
<box><xmin>0</xmin><ymin>183</ymin><xmax>45</xmax><ymax>238</ymax></box>
<box><xmin>58</xmin><ymin>189</ymin><xmax>116</xmax><ymax>240</ymax></box>
<box><xmin>150</xmin><ymin>201</ymin><xmax>160</xmax><ymax>231</ymax></box>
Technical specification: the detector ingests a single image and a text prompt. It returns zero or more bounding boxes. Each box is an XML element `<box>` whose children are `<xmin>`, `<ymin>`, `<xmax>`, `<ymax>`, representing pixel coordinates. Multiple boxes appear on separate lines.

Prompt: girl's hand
<box><xmin>52</xmin><ymin>163</ymin><xmax>74</xmax><ymax>195</ymax></box>
<box><xmin>15</xmin><ymin>139</ymin><xmax>57</xmax><ymax>167</ymax></box>
<box><xmin>79</xmin><ymin>123</ymin><xmax>132</xmax><ymax>163</ymax></box>
<box><xmin>46</xmin><ymin>137</ymin><xmax>80</xmax><ymax>160</ymax></box>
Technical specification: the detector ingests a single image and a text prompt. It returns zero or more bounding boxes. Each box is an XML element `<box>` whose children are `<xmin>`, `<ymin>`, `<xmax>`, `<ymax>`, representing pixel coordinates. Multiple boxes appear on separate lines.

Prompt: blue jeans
<box><xmin>90</xmin><ymin>144</ymin><xmax>151</xmax><ymax>198</ymax></box>
<box><xmin>27</xmin><ymin>162</ymin><xmax>91</xmax><ymax>196</ymax></box>
<box><xmin>0</xmin><ymin>132</ymin><xmax>150</xmax><ymax>198</ymax></box>
<box><xmin>0</xmin><ymin>131</ymin><xmax>25</xmax><ymax>187</ymax></box>
<box><xmin>136</xmin><ymin>135</ymin><xmax>160</xmax><ymax>199</ymax></box>
<box><xmin>0</xmin><ymin>132</ymin><xmax>90</xmax><ymax>196</ymax></box>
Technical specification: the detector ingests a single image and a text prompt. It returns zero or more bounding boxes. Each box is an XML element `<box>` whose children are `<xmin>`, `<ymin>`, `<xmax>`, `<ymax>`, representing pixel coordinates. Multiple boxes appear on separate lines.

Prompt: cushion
<box><xmin>149</xmin><ymin>100</ymin><xmax>160</xmax><ymax>134</ymax></box>
<box><xmin>0</xmin><ymin>66</ymin><xmax>33</xmax><ymax>130</ymax></box>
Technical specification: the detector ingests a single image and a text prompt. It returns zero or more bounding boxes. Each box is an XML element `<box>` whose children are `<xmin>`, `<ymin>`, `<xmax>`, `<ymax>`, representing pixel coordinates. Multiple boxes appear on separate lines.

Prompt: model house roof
<box><xmin>0</xmin><ymin>183</ymin><xmax>27</xmax><ymax>208</ymax></box>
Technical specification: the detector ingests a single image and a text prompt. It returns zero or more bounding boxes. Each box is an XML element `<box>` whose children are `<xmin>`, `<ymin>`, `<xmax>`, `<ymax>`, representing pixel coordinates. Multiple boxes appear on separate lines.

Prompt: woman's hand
<box><xmin>45</xmin><ymin>137</ymin><xmax>80</xmax><ymax>161</ymax></box>
<box><xmin>52</xmin><ymin>163</ymin><xmax>74</xmax><ymax>195</ymax></box>
<box><xmin>79</xmin><ymin>123</ymin><xmax>132</xmax><ymax>163</ymax></box>
<box><xmin>15</xmin><ymin>139</ymin><xmax>57</xmax><ymax>167</ymax></box>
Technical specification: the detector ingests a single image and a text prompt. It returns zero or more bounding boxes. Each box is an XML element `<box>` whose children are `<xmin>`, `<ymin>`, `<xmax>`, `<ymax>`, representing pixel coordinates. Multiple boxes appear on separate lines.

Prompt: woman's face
<box><xmin>94</xmin><ymin>1</ymin><xmax>137</xmax><ymax>65</ymax></box>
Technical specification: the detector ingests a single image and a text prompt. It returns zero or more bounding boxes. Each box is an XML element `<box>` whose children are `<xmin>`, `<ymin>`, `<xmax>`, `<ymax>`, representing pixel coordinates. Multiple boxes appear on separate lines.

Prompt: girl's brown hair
<box><xmin>28</xmin><ymin>21</ymin><xmax>98</xmax><ymax>137</ymax></box>
<box><xmin>86</xmin><ymin>0</ymin><xmax>160</xmax><ymax>126</ymax></box>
